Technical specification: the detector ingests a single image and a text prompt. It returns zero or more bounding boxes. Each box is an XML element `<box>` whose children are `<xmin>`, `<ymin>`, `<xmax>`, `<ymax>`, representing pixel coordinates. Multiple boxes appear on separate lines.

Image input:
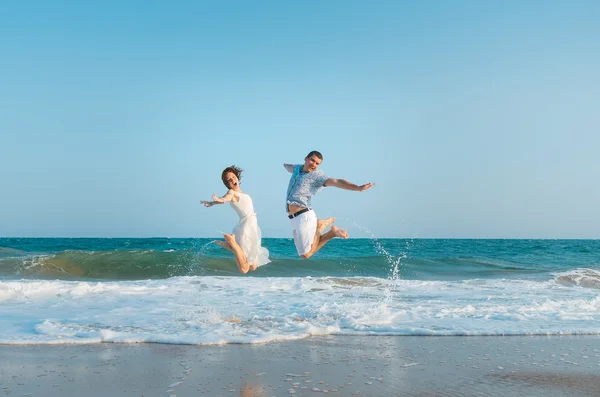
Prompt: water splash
<box><xmin>351</xmin><ymin>221</ymin><xmax>408</xmax><ymax>279</ymax></box>
<box><xmin>172</xmin><ymin>240</ymin><xmax>217</xmax><ymax>277</ymax></box>
<box><xmin>351</xmin><ymin>221</ymin><xmax>413</xmax><ymax>304</ymax></box>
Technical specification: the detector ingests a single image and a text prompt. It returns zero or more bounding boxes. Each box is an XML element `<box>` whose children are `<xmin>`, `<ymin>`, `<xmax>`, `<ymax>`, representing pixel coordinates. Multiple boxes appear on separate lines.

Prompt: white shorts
<box><xmin>290</xmin><ymin>209</ymin><xmax>317</xmax><ymax>256</ymax></box>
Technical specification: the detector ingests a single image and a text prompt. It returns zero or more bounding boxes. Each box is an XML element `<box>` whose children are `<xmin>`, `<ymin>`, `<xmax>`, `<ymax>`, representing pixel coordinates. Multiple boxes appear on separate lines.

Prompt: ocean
<box><xmin>1</xmin><ymin>238</ymin><xmax>599</xmax><ymax>345</ymax></box>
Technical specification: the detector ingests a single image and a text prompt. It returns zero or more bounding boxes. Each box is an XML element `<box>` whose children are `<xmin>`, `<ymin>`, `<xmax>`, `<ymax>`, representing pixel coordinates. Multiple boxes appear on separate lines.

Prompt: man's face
<box><xmin>303</xmin><ymin>155</ymin><xmax>322</xmax><ymax>173</ymax></box>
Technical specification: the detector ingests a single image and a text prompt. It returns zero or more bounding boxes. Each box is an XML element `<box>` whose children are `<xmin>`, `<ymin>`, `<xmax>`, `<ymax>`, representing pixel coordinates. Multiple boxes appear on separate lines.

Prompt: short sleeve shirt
<box><xmin>286</xmin><ymin>164</ymin><xmax>328</xmax><ymax>211</ymax></box>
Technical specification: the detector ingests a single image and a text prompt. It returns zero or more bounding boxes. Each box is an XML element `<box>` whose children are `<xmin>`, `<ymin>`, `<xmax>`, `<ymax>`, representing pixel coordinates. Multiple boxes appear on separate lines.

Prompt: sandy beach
<box><xmin>1</xmin><ymin>335</ymin><xmax>600</xmax><ymax>396</ymax></box>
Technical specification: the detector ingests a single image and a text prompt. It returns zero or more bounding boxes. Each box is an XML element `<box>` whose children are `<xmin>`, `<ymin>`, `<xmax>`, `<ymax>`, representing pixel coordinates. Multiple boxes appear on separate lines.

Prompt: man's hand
<box><xmin>358</xmin><ymin>182</ymin><xmax>375</xmax><ymax>192</ymax></box>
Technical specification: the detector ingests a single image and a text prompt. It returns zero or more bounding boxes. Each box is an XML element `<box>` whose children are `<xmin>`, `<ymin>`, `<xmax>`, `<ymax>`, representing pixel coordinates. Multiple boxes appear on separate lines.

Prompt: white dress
<box><xmin>230</xmin><ymin>192</ymin><xmax>270</xmax><ymax>267</ymax></box>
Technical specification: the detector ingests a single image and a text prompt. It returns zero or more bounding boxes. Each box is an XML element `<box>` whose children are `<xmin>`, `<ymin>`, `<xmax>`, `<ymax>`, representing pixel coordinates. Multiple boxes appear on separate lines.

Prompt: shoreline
<box><xmin>1</xmin><ymin>335</ymin><xmax>599</xmax><ymax>396</ymax></box>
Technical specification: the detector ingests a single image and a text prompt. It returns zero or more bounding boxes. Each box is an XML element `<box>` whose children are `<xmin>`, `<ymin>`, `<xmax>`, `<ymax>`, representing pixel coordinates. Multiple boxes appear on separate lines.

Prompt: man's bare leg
<box><xmin>317</xmin><ymin>217</ymin><xmax>335</xmax><ymax>234</ymax></box>
<box><xmin>223</xmin><ymin>234</ymin><xmax>251</xmax><ymax>274</ymax></box>
<box><xmin>305</xmin><ymin>217</ymin><xmax>335</xmax><ymax>256</ymax></box>
<box><xmin>301</xmin><ymin>225</ymin><xmax>348</xmax><ymax>259</ymax></box>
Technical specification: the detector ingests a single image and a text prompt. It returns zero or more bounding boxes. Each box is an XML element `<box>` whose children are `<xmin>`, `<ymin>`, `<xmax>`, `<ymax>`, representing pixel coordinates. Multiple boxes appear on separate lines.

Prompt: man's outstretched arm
<box><xmin>324</xmin><ymin>178</ymin><xmax>375</xmax><ymax>191</ymax></box>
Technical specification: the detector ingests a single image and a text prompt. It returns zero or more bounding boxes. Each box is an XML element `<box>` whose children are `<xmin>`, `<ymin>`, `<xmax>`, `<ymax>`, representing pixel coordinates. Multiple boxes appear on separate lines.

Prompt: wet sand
<box><xmin>1</xmin><ymin>335</ymin><xmax>600</xmax><ymax>396</ymax></box>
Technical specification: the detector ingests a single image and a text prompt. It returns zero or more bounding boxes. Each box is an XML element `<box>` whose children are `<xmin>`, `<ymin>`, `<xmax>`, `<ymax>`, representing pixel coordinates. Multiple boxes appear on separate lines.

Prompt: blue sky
<box><xmin>1</xmin><ymin>1</ymin><xmax>599</xmax><ymax>238</ymax></box>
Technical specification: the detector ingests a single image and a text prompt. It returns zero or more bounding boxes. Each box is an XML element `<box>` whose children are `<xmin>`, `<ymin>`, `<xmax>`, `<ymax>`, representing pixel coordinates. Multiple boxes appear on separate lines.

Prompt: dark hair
<box><xmin>305</xmin><ymin>150</ymin><xmax>323</xmax><ymax>160</ymax></box>
<box><xmin>221</xmin><ymin>165</ymin><xmax>243</xmax><ymax>188</ymax></box>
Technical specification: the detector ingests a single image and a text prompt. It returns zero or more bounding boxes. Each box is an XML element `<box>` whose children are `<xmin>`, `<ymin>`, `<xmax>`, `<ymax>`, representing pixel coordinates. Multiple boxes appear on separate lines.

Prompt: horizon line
<box><xmin>1</xmin><ymin>236</ymin><xmax>599</xmax><ymax>240</ymax></box>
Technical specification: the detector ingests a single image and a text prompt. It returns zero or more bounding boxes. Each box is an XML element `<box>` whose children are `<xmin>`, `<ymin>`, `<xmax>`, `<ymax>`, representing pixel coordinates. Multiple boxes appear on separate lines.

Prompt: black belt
<box><xmin>288</xmin><ymin>208</ymin><xmax>311</xmax><ymax>219</ymax></box>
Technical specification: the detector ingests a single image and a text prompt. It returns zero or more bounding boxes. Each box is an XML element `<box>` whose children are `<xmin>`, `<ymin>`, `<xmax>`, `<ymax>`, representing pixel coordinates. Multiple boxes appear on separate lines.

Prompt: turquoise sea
<box><xmin>1</xmin><ymin>238</ymin><xmax>599</xmax><ymax>344</ymax></box>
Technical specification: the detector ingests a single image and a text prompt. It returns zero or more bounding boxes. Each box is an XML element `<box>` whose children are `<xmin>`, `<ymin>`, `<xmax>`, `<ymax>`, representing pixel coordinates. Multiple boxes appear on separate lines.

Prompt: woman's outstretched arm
<box><xmin>200</xmin><ymin>189</ymin><xmax>236</xmax><ymax>207</ymax></box>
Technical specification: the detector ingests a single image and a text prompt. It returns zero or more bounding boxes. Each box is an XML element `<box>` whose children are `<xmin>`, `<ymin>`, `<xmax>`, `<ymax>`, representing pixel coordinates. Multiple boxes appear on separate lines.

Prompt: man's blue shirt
<box><xmin>285</xmin><ymin>164</ymin><xmax>328</xmax><ymax>211</ymax></box>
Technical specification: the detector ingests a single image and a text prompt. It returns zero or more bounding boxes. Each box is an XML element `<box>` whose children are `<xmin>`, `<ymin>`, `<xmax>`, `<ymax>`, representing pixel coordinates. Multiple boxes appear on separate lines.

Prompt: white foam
<box><xmin>1</xmin><ymin>274</ymin><xmax>600</xmax><ymax>344</ymax></box>
<box><xmin>555</xmin><ymin>268</ymin><xmax>600</xmax><ymax>289</ymax></box>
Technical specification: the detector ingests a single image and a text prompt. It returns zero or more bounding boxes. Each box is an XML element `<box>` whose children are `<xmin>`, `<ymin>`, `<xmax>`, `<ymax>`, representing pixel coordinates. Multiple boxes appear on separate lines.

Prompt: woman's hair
<box><xmin>221</xmin><ymin>165</ymin><xmax>243</xmax><ymax>187</ymax></box>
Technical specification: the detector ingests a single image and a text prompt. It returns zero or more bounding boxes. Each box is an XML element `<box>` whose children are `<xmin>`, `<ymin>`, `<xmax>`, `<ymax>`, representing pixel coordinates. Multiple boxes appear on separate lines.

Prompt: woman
<box><xmin>200</xmin><ymin>165</ymin><xmax>270</xmax><ymax>273</ymax></box>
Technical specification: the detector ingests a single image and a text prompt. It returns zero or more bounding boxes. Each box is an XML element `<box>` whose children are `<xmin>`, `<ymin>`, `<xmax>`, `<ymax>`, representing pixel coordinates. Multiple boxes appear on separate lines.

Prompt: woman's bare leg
<box><xmin>214</xmin><ymin>240</ymin><xmax>233</xmax><ymax>253</ymax></box>
<box><xmin>223</xmin><ymin>233</ymin><xmax>250</xmax><ymax>274</ymax></box>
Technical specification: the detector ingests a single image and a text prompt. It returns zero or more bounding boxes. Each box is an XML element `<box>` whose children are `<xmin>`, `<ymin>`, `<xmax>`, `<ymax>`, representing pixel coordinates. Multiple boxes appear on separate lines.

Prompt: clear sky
<box><xmin>1</xmin><ymin>1</ymin><xmax>599</xmax><ymax>239</ymax></box>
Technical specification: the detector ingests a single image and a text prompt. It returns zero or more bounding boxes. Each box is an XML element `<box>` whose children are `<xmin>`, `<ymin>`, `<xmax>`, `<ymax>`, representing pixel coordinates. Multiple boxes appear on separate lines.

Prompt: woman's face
<box><xmin>224</xmin><ymin>172</ymin><xmax>239</xmax><ymax>189</ymax></box>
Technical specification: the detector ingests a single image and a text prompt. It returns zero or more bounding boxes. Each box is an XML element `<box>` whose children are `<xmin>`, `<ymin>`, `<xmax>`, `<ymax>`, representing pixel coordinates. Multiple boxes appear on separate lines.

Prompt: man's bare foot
<box><xmin>317</xmin><ymin>217</ymin><xmax>336</xmax><ymax>233</ymax></box>
<box><xmin>214</xmin><ymin>240</ymin><xmax>228</xmax><ymax>249</ymax></box>
<box><xmin>331</xmin><ymin>225</ymin><xmax>349</xmax><ymax>239</ymax></box>
<box><xmin>249</xmin><ymin>263</ymin><xmax>257</xmax><ymax>271</ymax></box>
<box><xmin>223</xmin><ymin>233</ymin><xmax>236</xmax><ymax>244</ymax></box>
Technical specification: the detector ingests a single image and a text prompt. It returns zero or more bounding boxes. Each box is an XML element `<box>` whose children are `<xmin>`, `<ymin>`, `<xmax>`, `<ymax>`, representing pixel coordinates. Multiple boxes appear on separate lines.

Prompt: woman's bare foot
<box><xmin>214</xmin><ymin>240</ymin><xmax>228</xmax><ymax>249</ymax></box>
<box><xmin>317</xmin><ymin>217</ymin><xmax>335</xmax><ymax>233</ymax></box>
<box><xmin>223</xmin><ymin>233</ymin><xmax>236</xmax><ymax>244</ymax></box>
<box><xmin>331</xmin><ymin>225</ymin><xmax>349</xmax><ymax>239</ymax></box>
<box><xmin>249</xmin><ymin>263</ymin><xmax>257</xmax><ymax>271</ymax></box>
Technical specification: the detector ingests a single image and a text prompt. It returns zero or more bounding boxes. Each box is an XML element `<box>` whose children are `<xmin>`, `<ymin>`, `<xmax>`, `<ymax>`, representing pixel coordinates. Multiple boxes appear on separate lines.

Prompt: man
<box><xmin>284</xmin><ymin>150</ymin><xmax>375</xmax><ymax>259</ymax></box>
